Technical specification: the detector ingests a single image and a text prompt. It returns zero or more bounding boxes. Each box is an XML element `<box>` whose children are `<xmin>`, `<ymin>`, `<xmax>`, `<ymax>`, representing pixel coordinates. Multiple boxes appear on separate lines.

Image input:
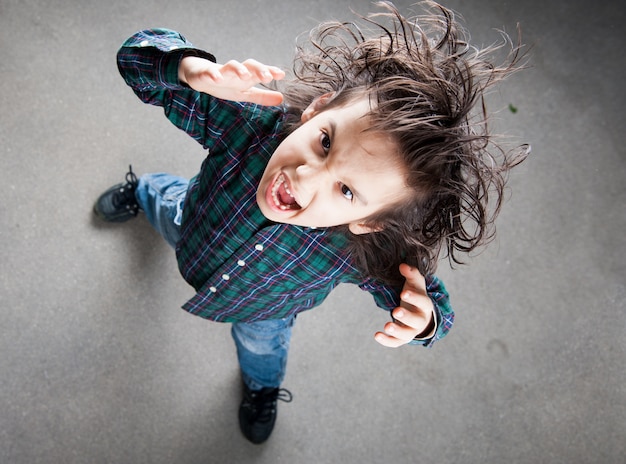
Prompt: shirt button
<box><xmin>140</xmin><ymin>40</ymin><xmax>149</xmax><ymax>47</ymax></box>
<box><xmin>221</xmin><ymin>274</ymin><xmax>230</xmax><ymax>281</ymax></box>
<box><xmin>237</xmin><ymin>260</ymin><xmax>246</xmax><ymax>267</ymax></box>
<box><xmin>255</xmin><ymin>244</ymin><xmax>264</xmax><ymax>251</ymax></box>
<box><xmin>209</xmin><ymin>286</ymin><xmax>217</xmax><ymax>293</ymax></box>
<box><xmin>169</xmin><ymin>45</ymin><xmax>179</xmax><ymax>50</ymax></box>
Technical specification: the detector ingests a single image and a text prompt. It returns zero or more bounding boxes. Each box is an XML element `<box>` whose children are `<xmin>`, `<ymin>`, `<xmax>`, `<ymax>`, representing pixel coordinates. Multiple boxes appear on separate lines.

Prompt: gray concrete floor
<box><xmin>1</xmin><ymin>0</ymin><xmax>624</xmax><ymax>463</ymax></box>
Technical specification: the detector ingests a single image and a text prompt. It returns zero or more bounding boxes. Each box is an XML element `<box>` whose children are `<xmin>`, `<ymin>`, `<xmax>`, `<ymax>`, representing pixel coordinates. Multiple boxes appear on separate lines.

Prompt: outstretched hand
<box><xmin>178</xmin><ymin>56</ymin><xmax>285</xmax><ymax>106</ymax></box>
<box><xmin>375</xmin><ymin>264</ymin><xmax>435</xmax><ymax>348</ymax></box>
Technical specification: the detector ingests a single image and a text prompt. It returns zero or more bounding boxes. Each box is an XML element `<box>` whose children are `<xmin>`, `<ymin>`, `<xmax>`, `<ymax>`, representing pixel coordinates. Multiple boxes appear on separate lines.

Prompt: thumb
<box><xmin>241</xmin><ymin>88</ymin><xmax>284</xmax><ymax>106</ymax></box>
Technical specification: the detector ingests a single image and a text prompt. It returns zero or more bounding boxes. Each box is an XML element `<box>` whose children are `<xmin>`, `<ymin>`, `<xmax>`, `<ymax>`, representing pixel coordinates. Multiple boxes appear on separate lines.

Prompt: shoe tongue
<box><xmin>113</xmin><ymin>184</ymin><xmax>135</xmax><ymax>207</ymax></box>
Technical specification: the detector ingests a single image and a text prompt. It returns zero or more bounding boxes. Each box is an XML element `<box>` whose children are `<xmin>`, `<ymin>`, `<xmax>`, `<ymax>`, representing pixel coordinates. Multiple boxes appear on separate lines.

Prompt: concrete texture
<box><xmin>1</xmin><ymin>0</ymin><xmax>624</xmax><ymax>463</ymax></box>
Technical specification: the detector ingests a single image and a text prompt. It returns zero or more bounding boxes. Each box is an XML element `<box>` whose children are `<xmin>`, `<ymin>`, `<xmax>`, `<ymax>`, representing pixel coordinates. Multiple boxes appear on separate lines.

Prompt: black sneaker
<box><xmin>238</xmin><ymin>385</ymin><xmax>292</xmax><ymax>444</ymax></box>
<box><xmin>93</xmin><ymin>165</ymin><xmax>140</xmax><ymax>222</ymax></box>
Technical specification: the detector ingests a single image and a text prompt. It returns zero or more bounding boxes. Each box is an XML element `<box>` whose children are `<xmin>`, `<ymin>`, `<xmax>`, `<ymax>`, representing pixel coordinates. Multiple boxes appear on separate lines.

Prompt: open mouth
<box><xmin>271</xmin><ymin>173</ymin><xmax>301</xmax><ymax>210</ymax></box>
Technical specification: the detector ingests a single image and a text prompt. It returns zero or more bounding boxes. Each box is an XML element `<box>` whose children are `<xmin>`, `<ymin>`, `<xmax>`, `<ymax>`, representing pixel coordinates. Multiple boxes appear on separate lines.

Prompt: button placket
<box><xmin>207</xmin><ymin>240</ymin><xmax>266</xmax><ymax>295</ymax></box>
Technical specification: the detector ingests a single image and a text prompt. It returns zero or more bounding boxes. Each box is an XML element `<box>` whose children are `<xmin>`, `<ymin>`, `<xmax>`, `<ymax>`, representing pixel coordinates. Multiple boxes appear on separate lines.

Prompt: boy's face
<box><xmin>257</xmin><ymin>97</ymin><xmax>410</xmax><ymax>234</ymax></box>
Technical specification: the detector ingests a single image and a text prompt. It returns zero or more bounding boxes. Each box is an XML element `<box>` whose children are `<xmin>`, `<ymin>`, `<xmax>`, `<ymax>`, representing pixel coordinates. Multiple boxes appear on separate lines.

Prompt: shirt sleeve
<box><xmin>116</xmin><ymin>28</ymin><xmax>234</xmax><ymax>149</ymax></box>
<box><xmin>359</xmin><ymin>274</ymin><xmax>455</xmax><ymax>348</ymax></box>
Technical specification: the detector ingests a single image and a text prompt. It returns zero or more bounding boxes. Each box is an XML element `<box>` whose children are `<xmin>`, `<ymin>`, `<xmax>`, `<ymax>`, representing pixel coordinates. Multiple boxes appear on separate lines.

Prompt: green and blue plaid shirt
<box><xmin>117</xmin><ymin>29</ymin><xmax>454</xmax><ymax>346</ymax></box>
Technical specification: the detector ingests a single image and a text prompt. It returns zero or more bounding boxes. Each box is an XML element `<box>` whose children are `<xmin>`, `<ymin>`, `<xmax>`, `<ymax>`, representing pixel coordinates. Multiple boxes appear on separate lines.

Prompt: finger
<box><xmin>392</xmin><ymin>305</ymin><xmax>432</xmax><ymax>335</ymax></box>
<box><xmin>200</xmin><ymin>67</ymin><xmax>223</xmax><ymax>84</ymax></box>
<box><xmin>222</xmin><ymin>60</ymin><xmax>252</xmax><ymax>79</ymax></box>
<box><xmin>241</xmin><ymin>87</ymin><xmax>284</xmax><ymax>106</ymax></box>
<box><xmin>268</xmin><ymin>66</ymin><xmax>286</xmax><ymax>81</ymax></box>
<box><xmin>383</xmin><ymin>320</ymin><xmax>419</xmax><ymax>341</ymax></box>
<box><xmin>398</xmin><ymin>263</ymin><xmax>432</xmax><ymax>318</ymax></box>
<box><xmin>398</xmin><ymin>263</ymin><xmax>427</xmax><ymax>293</ymax></box>
<box><xmin>374</xmin><ymin>331</ymin><xmax>408</xmax><ymax>348</ymax></box>
<box><xmin>398</xmin><ymin>289</ymin><xmax>433</xmax><ymax>317</ymax></box>
<box><xmin>242</xmin><ymin>59</ymin><xmax>285</xmax><ymax>83</ymax></box>
<box><xmin>242</xmin><ymin>59</ymin><xmax>272</xmax><ymax>82</ymax></box>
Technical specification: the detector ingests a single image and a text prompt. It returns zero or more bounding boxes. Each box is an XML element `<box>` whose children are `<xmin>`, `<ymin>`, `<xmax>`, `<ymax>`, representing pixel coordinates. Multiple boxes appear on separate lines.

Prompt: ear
<box><xmin>301</xmin><ymin>92</ymin><xmax>336</xmax><ymax>123</ymax></box>
<box><xmin>348</xmin><ymin>222</ymin><xmax>383</xmax><ymax>235</ymax></box>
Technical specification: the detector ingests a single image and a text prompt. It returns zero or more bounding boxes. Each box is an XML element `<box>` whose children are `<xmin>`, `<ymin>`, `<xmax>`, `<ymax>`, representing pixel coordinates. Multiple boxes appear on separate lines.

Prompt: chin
<box><xmin>257</xmin><ymin>198</ymin><xmax>288</xmax><ymax>224</ymax></box>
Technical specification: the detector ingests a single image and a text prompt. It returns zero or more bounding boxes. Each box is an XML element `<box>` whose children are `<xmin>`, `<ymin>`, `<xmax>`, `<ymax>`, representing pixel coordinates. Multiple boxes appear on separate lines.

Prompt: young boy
<box><xmin>94</xmin><ymin>2</ymin><xmax>524</xmax><ymax>444</ymax></box>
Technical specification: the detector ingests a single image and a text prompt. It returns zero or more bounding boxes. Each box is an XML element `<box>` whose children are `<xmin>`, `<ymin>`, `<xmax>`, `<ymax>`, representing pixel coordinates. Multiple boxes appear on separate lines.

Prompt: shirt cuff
<box><xmin>159</xmin><ymin>48</ymin><xmax>217</xmax><ymax>89</ymax></box>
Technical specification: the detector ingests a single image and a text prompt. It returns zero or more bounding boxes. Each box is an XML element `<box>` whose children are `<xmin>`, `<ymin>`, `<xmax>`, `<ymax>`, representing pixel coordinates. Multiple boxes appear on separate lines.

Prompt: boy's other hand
<box><xmin>179</xmin><ymin>56</ymin><xmax>285</xmax><ymax>106</ymax></box>
<box><xmin>375</xmin><ymin>264</ymin><xmax>436</xmax><ymax>348</ymax></box>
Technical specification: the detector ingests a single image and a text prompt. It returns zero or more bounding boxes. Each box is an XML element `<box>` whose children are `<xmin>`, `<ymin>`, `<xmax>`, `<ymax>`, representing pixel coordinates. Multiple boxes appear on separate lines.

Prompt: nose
<box><xmin>295</xmin><ymin>162</ymin><xmax>328</xmax><ymax>202</ymax></box>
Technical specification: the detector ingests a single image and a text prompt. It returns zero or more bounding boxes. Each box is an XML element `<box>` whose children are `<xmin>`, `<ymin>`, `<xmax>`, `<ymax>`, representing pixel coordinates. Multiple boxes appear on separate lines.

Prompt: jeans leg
<box><xmin>231</xmin><ymin>317</ymin><xmax>295</xmax><ymax>391</ymax></box>
<box><xmin>134</xmin><ymin>173</ymin><xmax>189</xmax><ymax>248</ymax></box>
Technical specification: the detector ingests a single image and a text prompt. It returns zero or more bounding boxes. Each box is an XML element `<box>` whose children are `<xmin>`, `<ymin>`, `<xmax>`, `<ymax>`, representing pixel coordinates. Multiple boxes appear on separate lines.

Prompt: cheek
<box><xmin>266</xmin><ymin>144</ymin><xmax>292</xmax><ymax>170</ymax></box>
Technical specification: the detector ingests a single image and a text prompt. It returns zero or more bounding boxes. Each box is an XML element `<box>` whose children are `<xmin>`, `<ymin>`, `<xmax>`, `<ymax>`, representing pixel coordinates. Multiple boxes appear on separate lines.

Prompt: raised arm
<box><xmin>116</xmin><ymin>28</ymin><xmax>284</xmax><ymax>148</ymax></box>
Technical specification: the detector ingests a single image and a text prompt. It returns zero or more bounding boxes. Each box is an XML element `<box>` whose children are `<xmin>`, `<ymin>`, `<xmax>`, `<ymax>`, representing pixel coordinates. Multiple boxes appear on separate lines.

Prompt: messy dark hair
<box><xmin>280</xmin><ymin>1</ymin><xmax>528</xmax><ymax>286</ymax></box>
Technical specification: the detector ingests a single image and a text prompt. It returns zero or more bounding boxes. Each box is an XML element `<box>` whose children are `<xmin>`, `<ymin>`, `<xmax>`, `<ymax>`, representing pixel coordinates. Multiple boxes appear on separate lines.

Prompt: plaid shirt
<box><xmin>117</xmin><ymin>29</ymin><xmax>454</xmax><ymax>346</ymax></box>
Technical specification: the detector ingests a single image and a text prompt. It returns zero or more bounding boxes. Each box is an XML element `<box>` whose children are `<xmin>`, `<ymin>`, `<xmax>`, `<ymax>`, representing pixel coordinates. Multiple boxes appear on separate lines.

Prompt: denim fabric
<box><xmin>135</xmin><ymin>172</ymin><xmax>293</xmax><ymax>389</ymax></box>
<box><xmin>135</xmin><ymin>173</ymin><xmax>187</xmax><ymax>248</ymax></box>
<box><xmin>232</xmin><ymin>316</ymin><xmax>295</xmax><ymax>390</ymax></box>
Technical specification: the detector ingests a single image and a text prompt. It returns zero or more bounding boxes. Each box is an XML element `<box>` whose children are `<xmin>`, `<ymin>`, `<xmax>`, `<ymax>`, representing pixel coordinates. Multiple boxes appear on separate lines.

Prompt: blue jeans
<box><xmin>135</xmin><ymin>173</ymin><xmax>294</xmax><ymax>390</ymax></box>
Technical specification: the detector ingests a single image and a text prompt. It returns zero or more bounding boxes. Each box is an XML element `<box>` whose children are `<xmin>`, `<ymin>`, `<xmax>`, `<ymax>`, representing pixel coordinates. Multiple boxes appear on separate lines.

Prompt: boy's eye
<box><xmin>340</xmin><ymin>183</ymin><xmax>353</xmax><ymax>201</ymax></box>
<box><xmin>320</xmin><ymin>132</ymin><xmax>331</xmax><ymax>153</ymax></box>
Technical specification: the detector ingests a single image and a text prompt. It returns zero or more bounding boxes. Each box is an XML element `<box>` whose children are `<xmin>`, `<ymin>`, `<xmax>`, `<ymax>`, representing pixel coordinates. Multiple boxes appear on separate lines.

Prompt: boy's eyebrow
<box><xmin>344</xmin><ymin>169</ymin><xmax>368</xmax><ymax>206</ymax></box>
<box><xmin>330</xmin><ymin>117</ymin><xmax>369</xmax><ymax>206</ymax></box>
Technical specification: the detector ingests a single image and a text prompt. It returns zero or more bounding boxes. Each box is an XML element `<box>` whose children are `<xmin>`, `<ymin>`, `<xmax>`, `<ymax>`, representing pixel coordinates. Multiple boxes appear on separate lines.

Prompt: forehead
<box><xmin>325</xmin><ymin>100</ymin><xmax>402</xmax><ymax>169</ymax></box>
